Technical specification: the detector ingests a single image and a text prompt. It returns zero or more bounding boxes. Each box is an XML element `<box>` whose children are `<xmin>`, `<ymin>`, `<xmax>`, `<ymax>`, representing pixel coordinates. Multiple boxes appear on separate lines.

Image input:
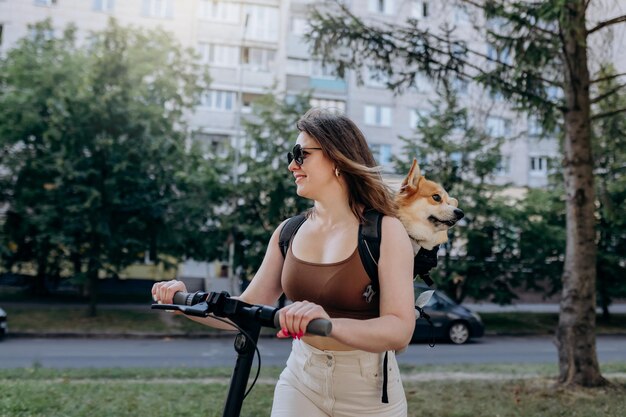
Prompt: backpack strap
<box><xmin>279</xmin><ymin>214</ymin><xmax>307</xmax><ymax>258</ymax></box>
<box><xmin>358</xmin><ymin>209</ymin><xmax>383</xmax><ymax>290</ymax></box>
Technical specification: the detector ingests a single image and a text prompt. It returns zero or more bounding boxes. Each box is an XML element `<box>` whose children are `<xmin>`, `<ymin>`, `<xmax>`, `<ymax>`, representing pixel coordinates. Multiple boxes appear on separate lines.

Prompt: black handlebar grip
<box><xmin>273</xmin><ymin>313</ymin><xmax>332</xmax><ymax>337</ymax></box>
<box><xmin>173</xmin><ymin>291</ymin><xmax>195</xmax><ymax>306</ymax></box>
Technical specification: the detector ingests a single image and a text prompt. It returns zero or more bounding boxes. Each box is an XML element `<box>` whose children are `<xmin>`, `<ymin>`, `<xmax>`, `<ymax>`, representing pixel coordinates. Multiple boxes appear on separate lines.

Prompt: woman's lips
<box><xmin>294</xmin><ymin>174</ymin><xmax>306</xmax><ymax>183</ymax></box>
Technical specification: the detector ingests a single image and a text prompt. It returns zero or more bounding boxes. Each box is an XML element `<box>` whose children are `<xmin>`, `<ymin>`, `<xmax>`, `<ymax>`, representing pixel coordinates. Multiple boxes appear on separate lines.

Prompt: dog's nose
<box><xmin>454</xmin><ymin>209</ymin><xmax>464</xmax><ymax>220</ymax></box>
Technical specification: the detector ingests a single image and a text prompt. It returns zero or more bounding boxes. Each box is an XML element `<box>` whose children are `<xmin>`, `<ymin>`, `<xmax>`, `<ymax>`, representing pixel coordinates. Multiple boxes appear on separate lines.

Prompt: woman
<box><xmin>152</xmin><ymin>108</ymin><xmax>415</xmax><ymax>416</ymax></box>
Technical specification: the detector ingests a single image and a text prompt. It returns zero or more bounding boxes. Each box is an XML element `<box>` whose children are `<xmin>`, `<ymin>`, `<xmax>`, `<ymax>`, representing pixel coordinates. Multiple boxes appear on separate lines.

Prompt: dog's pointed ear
<box><xmin>399</xmin><ymin>159</ymin><xmax>423</xmax><ymax>193</ymax></box>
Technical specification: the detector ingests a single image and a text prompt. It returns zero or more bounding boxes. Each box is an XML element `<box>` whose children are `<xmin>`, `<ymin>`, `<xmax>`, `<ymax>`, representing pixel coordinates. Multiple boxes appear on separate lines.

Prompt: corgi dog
<box><xmin>395</xmin><ymin>159</ymin><xmax>464</xmax><ymax>254</ymax></box>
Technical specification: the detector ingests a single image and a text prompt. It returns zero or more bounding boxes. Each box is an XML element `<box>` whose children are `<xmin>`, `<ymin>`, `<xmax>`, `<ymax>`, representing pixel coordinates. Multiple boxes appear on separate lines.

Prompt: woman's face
<box><xmin>288</xmin><ymin>132</ymin><xmax>336</xmax><ymax>199</ymax></box>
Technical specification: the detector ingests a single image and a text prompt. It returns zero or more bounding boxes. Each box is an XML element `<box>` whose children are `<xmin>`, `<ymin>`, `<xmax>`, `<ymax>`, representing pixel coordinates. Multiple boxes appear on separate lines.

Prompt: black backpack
<box><xmin>277</xmin><ymin>209</ymin><xmax>436</xmax><ymax>404</ymax></box>
<box><xmin>278</xmin><ymin>209</ymin><xmax>435</xmax><ymax>302</ymax></box>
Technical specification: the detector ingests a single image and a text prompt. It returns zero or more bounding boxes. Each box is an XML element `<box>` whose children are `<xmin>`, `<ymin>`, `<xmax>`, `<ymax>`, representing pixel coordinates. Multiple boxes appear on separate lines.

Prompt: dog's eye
<box><xmin>432</xmin><ymin>194</ymin><xmax>442</xmax><ymax>202</ymax></box>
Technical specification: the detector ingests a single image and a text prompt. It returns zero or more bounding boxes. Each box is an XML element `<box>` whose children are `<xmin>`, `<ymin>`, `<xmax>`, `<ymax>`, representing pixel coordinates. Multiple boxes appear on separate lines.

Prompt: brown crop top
<box><xmin>281</xmin><ymin>239</ymin><xmax>380</xmax><ymax>320</ymax></box>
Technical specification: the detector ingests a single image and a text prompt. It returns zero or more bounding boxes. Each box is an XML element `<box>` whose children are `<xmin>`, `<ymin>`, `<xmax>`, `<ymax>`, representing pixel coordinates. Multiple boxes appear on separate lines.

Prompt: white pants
<box><xmin>271</xmin><ymin>339</ymin><xmax>407</xmax><ymax>417</ymax></box>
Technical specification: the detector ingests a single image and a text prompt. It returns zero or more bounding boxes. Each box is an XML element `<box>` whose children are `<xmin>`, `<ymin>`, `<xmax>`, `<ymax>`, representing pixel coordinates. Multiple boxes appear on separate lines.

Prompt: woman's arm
<box><xmin>152</xmin><ymin>219</ymin><xmax>289</xmax><ymax>329</ymax></box>
<box><xmin>279</xmin><ymin>216</ymin><xmax>416</xmax><ymax>352</ymax></box>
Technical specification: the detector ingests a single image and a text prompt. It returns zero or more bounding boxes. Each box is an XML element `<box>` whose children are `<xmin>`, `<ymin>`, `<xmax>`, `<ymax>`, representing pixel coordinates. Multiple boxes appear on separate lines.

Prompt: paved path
<box><xmin>1</xmin><ymin>335</ymin><xmax>624</xmax><ymax>369</ymax></box>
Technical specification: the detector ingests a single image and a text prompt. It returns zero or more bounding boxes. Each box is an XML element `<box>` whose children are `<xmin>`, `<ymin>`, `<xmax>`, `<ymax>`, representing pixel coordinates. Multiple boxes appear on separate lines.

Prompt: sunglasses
<box><xmin>287</xmin><ymin>144</ymin><xmax>322</xmax><ymax>166</ymax></box>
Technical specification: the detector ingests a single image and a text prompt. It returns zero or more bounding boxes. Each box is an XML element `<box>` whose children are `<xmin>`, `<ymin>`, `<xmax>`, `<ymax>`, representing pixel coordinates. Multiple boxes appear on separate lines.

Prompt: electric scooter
<box><xmin>152</xmin><ymin>291</ymin><xmax>332</xmax><ymax>417</ymax></box>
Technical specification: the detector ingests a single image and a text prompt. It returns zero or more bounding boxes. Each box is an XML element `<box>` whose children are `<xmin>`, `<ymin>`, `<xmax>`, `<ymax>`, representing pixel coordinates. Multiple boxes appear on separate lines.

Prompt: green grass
<box><xmin>4</xmin><ymin>304</ymin><xmax>626</xmax><ymax>336</ymax></box>
<box><xmin>0</xmin><ymin>367</ymin><xmax>624</xmax><ymax>417</ymax></box>
<box><xmin>3</xmin><ymin>306</ymin><xmax>229</xmax><ymax>335</ymax></box>
<box><xmin>480</xmin><ymin>312</ymin><xmax>626</xmax><ymax>335</ymax></box>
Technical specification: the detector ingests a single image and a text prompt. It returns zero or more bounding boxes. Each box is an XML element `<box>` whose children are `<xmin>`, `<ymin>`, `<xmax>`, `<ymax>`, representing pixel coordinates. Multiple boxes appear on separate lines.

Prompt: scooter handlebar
<box><xmin>168</xmin><ymin>291</ymin><xmax>332</xmax><ymax>337</ymax></box>
<box><xmin>172</xmin><ymin>291</ymin><xmax>200</xmax><ymax>306</ymax></box>
<box><xmin>272</xmin><ymin>313</ymin><xmax>332</xmax><ymax>337</ymax></box>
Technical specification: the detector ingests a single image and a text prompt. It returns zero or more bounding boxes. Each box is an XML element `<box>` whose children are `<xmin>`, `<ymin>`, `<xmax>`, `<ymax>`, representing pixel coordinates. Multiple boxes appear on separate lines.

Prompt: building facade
<box><xmin>0</xmin><ymin>0</ymin><xmax>578</xmax><ymax>189</ymax></box>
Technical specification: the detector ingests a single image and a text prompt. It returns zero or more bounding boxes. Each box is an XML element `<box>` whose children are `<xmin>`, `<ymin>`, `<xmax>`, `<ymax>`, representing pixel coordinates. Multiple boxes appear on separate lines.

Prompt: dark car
<box><xmin>0</xmin><ymin>306</ymin><xmax>7</xmax><ymax>340</ymax></box>
<box><xmin>411</xmin><ymin>284</ymin><xmax>484</xmax><ymax>344</ymax></box>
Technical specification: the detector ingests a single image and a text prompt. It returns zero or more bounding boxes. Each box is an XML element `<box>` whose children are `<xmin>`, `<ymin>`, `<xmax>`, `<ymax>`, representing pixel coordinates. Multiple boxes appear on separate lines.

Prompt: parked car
<box><xmin>411</xmin><ymin>284</ymin><xmax>484</xmax><ymax>344</ymax></box>
<box><xmin>0</xmin><ymin>306</ymin><xmax>7</xmax><ymax>340</ymax></box>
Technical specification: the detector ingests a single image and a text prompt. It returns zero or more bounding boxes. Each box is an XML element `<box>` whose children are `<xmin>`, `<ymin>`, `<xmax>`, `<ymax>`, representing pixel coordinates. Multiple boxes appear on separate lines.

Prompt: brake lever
<box><xmin>151</xmin><ymin>303</ymin><xmax>211</xmax><ymax>317</ymax></box>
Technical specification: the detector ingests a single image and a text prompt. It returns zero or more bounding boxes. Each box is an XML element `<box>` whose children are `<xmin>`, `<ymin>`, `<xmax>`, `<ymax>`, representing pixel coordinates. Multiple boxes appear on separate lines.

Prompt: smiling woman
<box><xmin>153</xmin><ymin>108</ymin><xmax>418</xmax><ymax>416</ymax></box>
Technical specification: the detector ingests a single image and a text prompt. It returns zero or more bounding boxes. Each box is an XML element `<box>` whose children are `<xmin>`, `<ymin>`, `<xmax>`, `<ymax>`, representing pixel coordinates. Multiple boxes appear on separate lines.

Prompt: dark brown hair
<box><xmin>296</xmin><ymin>108</ymin><xmax>397</xmax><ymax>221</ymax></box>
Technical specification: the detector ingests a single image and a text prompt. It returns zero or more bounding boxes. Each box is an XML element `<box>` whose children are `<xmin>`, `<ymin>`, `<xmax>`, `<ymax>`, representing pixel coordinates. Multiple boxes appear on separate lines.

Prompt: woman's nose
<box><xmin>288</xmin><ymin>160</ymin><xmax>299</xmax><ymax>171</ymax></box>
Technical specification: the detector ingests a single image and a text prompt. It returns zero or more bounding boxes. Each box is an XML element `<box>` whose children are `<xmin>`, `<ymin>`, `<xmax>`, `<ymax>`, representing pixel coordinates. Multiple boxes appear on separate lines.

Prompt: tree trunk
<box><xmin>86</xmin><ymin>258</ymin><xmax>99</xmax><ymax>317</ymax></box>
<box><xmin>555</xmin><ymin>1</ymin><xmax>606</xmax><ymax>387</ymax></box>
<box><xmin>33</xmin><ymin>240</ymin><xmax>52</xmax><ymax>297</ymax></box>
<box><xmin>33</xmin><ymin>256</ymin><xmax>49</xmax><ymax>297</ymax></box>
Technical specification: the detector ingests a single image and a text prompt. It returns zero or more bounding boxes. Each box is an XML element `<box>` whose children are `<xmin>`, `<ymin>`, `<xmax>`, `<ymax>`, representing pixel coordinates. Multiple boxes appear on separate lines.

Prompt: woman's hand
<box><xmin>276</xmin><ymin>300</ymin><xmax>331</xmax><ymax>339</ymax></box>
<box><xmin>151</xmin><ymin>280</ymin><xmax>188</xmax><ymax>304</ymax></box>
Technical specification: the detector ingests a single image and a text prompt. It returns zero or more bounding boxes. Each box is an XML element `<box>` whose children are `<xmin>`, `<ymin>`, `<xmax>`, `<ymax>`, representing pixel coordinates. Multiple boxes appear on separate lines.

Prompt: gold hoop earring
<box><xmin>335</xmin><ymin>168</ymin><xmax>340</xmax><ymax>177</ymax></box>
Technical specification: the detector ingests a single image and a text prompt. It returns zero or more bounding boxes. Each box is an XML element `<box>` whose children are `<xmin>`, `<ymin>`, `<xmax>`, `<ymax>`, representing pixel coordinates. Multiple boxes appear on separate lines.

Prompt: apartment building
<box><xmin>0</xmin><ymin>0</ymin><xmax>582</xmax><ymax>189</ymax></box>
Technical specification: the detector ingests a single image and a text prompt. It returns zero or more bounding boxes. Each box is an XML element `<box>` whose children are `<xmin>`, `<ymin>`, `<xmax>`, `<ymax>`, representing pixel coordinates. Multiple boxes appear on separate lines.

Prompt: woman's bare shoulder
<box><xmin>381</xmin><ymin>215</ymin><xmax>410</xmax><ymax>237</ymax></box>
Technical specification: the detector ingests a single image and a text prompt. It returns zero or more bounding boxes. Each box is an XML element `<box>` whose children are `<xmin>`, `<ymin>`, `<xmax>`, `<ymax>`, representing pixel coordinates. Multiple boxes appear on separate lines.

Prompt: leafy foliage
<box><xmin>0</xmin><ymin>20</ymin><xmax>220</xmax><ymax>308</ymax></box>
<box><xmin>218</xmin><ymin>92</ymin><xmax>314</xmax><ymax>278</ymax></box>
<box><xmin>592</xmin><ymin>66</ymin><xmax>626</xmax><ymax>316</ymax></box>
<box><xmin>306</xmin><ymin>0</ymin><xmax>626</xmax><ymax>385</ymax></box>
<box><xmin>395</xmin><ymin>82</ymin><xmax>518</xmax><ymax>303</ymax></box>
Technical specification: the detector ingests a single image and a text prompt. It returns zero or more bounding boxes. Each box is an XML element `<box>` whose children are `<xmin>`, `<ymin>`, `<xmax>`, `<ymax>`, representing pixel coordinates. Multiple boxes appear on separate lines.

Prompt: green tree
<box><xmin>216</xmin><ymin>92</ymin><xmax>314</xmax><ymax>287</ymax></box>
<box><xmin>307</xmin><ymin>0</ymin><xmax>626</xmax><ymax>386</ymax></box>
<box><xmin>592</xmin><ymin>67</ymin><xmax>626</xmax><ymax>319</ymax></box>
<box><xmin>514</xmin><ymin>185</ymin><xmax>566</xmax><ymax>299</ymax></box>
<box><xmin>395</xmin><ymin>81</ymin><xmax>521</xmax><ymax>304</ymax></box>
<box><xmin>0</xmin><ymin>20</ymin><xmax>219</xmax><ymax>315</ymax></box>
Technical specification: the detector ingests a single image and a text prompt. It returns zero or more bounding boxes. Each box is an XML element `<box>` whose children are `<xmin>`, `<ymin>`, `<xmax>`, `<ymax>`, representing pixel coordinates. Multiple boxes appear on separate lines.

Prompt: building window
<box><xmin>198</xmin><ymin>43</ymin><xmax>239</xmax><ymax>67</ymax></box>
<box><xmin>487</xmin><ymin>43</ymin><xmax>511</xmax><ymax>64</ymax></box>
<box><xmin>93</xmin><ymin>0</ymin><xmax>114</xmax><ymax>12</ymax></box>
<box><xmin>364</xmin><ymin>105</ymin><xmax>392</xmax><ymax>127</ymax></box>
<box><xmin>455</xmin><ymin>5</ymin><xmax>470</xmax><ymax>23</ymax></box>
<box><xmin>411</xmin><ymin>1</ymin><xmax>429</xmax><ymax>19</ymax></box>
<box><xmin>527</xmin><ymin>116</ymin><xmax>543</xmax><ymax>137</ymax></box>
<box><xmin>142</xmin><ymin>0</ymin><xmax>174</xmax><ymax>19</ymax></box>
<box><xmin>241</xmin><ymin>92</ymin><xmax>262</xmax><ymax>113</ymax></box>
<box><xmin>310</xmin><ymin>98</ymin><xmax>346</xmax><ymax>113</ymax></box>
<box><xmin>489</xmin><ymin>88</ymin><xmax>505</xmax><ymax>101</ymax></box>
<box><xmin>34</xmin><ymin>0</ymin><xmax>57</xmax><ymax>6</ymax></box>
<box><xmin>413</xmin><ymin>72</ymin><xmax>433</xmax><ymax>93</ymax></box>
<box><xmin>29</xmin><ymin>26</ymin><xmax>55</xmax><ymax>41</ymax></box>
<box><xmin>454</xmin><ymin>78</ymin><xmax>469</xmax><ymax>95</ymax></box>
<box><xmin>286</xmin><ymin>58</ymin><xmax>311</xmax><ymax>76</ymax></box>
<box><xmin>245</xmin><ymin>5</ymin><xmax>279</xmax><ymax>42</ymax></box>
<box><xmin>290</xmin><ymin>17</ymin><xmax>309</xmax><ymax>36</ymax></box>
<box><xmin>199</xmin><ymin>0</ymin><xmax>240</xmax><ymax>23</ymax></box>
<box><xmin>311</xmin><ymin>61</ymin><xmax>341</xmax><ymax>80</ymax></box>
<box><xmin>200</xmin><ymin>90</ymin><xmax>236</xmax><ymax>111</ymax></box>
<box><xmin>364</xmin><ymin>67</ymin><xmax>389</xmax><ymax>88</ymax></box>
<box><xmin>546</xmin><ymin>86</ymin><xmax>561</xmax><ymax>101</ymax></box>
<box><xmin>451</xmin><ymin>41</ymin><xmax>467</xmax><ymax>59</ymax></box>
<box><xmin>242</xmin><ymin>47</ymin><xmax>276</xmax><ymax>72</ymax></box>
<box><xmin>368</xmin><ymin>0</ymin><xmax>395</xmax><ymax>15</ymax></box>
<box><xmin>486</xmin><ymin>116</ymin><xmax>511</xmax><ymax>137</ymax></box>
<box><xmin>409</xmin><ymin>109</ymin><xmax>428</xmax><ymax>129</ymax></box>
<box><xmin>193</xmin><ymin>132</ymin><xmax>229</xmax><ymax>157</ymax></box>
<box><xmin>370</xmin><ymin>143</ymin><xmax>393</xmax><ymax>166</ymax></box>
<box><xmin>530</xmin><ymin>156</ymin><xmax>548</xmax><ymax>175</ymax></box>
<box><xmin>495</xmin><ymin>155</ymin><xmax>511</xmax><ymax>175</ymax></box>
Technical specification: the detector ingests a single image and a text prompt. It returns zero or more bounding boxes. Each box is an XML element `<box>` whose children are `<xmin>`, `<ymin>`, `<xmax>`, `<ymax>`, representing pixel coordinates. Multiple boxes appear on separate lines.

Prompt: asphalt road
<box><xmin>0</xmin><ymin>335</ymin><xmax>625</xmax><ymax>369</ymax></box>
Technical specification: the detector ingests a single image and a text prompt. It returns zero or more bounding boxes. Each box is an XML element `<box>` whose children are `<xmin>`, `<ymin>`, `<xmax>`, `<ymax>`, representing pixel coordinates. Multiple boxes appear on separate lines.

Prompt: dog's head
<box><xmin>395</xmin><ymin>159</ymin><xmax>464</xmax><ymax>245</ymax></box>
